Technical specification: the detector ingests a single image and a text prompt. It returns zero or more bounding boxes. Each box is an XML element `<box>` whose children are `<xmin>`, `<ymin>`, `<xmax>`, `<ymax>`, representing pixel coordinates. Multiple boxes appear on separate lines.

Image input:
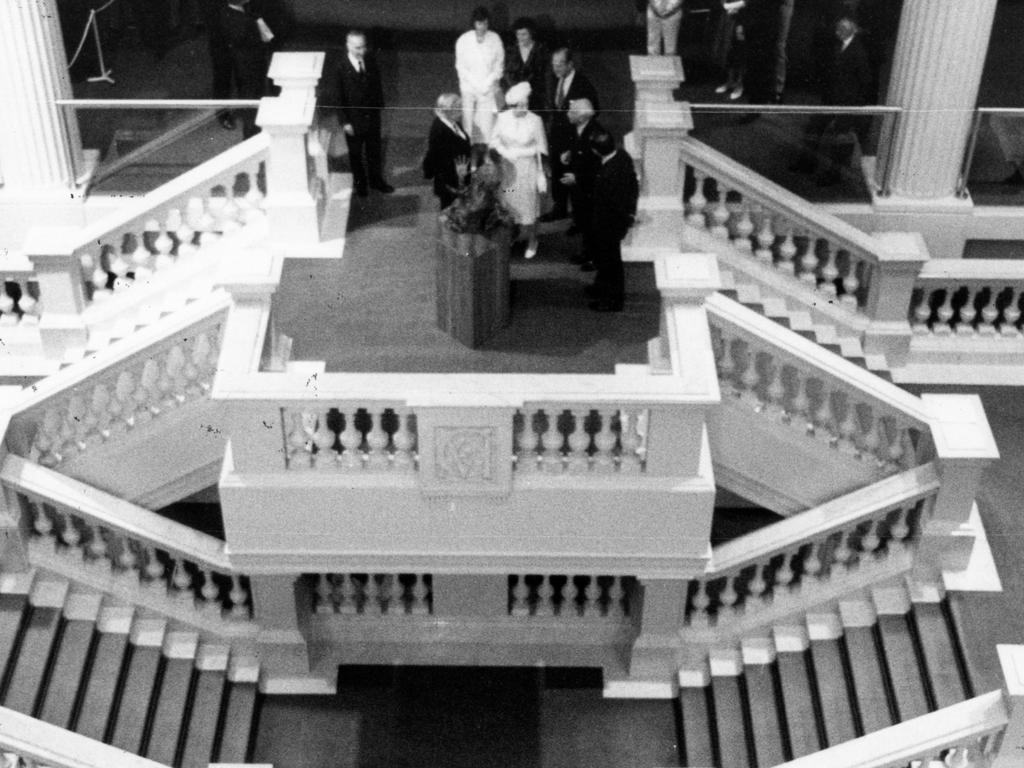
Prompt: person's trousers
<box><xmin>550</xmin><ymin>153</ymin><xmax>570</xmax><ymax>216</ymax></box>
<box><xmin>773</xmin><ymin>0</ymin><xmax>796</xmax><ymax>96</ymax></box>
<box><xmin>345</xmin><ymin>127</ymin><xmax>385</xmax><ymax>189</ymax></box>
<box><xmin>647</xmin><ymin>8</ymin><xmax>683</xmax><ymax>56</ymax></box>
<box><xmin>591</xmin><ymin>231</ymin><xmax>625</xmax><ymax>303</ymax></box>
<box><xmin>460</xmin><ymin>90</ymin><xmax>497</xmax><ymax>145</ymax></box>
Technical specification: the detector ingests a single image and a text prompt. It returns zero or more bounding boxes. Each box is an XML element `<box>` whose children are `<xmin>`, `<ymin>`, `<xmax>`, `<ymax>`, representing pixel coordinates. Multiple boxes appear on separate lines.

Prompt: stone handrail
<box><xmin>770</xmin><ymin>689</ymin><xmax>1007</xmax><ymax>768</ymax></box>
<box><xmin>1</xmin><ymin>453</ymin><xmax>251</xmax><ymax>620</ymax></box>
<box><xmin>678</xmin><ymin>136</ymin><xmax>886</xmax><ymax>314</ymax></box>
<box><xmin>686</xmin><ymin>463</ymin><xmax>939</xmax><ymax>629</ymax></box>
<box><xmin>705</xmin><ymin>292</ymin><xmax>933</xmax><ymax>472</ymax></box>
<box><xmin>5</xmin><ymin>291</ymin><xmax>230</xmax><ymax>468</ymax></box>
<box><xmin>910</xmin><ymin>257</ymin><xmax>1024</xmax><ymax>337</ymax></box>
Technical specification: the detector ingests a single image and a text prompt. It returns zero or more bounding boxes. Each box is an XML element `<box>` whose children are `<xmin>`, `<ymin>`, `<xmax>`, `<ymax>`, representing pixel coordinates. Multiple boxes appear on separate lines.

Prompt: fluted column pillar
<box><xmin>877</xmin><ymin>0</ymin><xmax>998</xmax><ymax>199</ymax></box>
<box><xmin>0</xmin><ymin>0</ymin><xmax>84</xmax><ymax>193</ymax></box>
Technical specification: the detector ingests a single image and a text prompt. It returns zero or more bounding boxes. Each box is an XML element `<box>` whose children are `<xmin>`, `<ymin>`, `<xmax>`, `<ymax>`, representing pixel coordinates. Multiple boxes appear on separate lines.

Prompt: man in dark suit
<box><xmin>790</xmin><ymin>15</ymin><xmax>873</xmax><ymax>186</ymax></box>
<box><xmin>558</xmin><ymin>98</ymin><xmax>602</xmax><ymax>265</ymax></box>
<box><xmin>584</xmin><ymin>129</ymin><xmax>638</xmax><ymax>312</ymax></box>
<box><xmin>541</xmin><ymin>47</ymin><xmax>601</xmax><ymax>222</ymax></box>
<box><xmin>423</xmin><ymin>93</ymin><xmax>473</xmax><ymax>209</ymax></box>
<box><xmin>333</xmin><ymin>29</ymin><xmax>394</xmax><ymax>197</ymax></box>
<box><xmin>219</xmin><ymin>0</ymin><xmax>272</xmax><ymax>138</ymax></box>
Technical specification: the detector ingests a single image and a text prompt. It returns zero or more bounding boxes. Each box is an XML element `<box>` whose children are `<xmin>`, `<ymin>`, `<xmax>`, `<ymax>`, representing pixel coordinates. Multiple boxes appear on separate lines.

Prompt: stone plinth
<box><xmin>436</xmin><ymin>226</ymin><xmax>511</xmax><ymax>348</ymax></box>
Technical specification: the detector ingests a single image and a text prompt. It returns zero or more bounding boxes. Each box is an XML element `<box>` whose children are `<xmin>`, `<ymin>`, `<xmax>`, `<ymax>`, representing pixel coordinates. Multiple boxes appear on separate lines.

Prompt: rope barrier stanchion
<box><xmin>67</xmin><ymin>0</ymin><xmax>118</xmax><ymax>84</ymax></box>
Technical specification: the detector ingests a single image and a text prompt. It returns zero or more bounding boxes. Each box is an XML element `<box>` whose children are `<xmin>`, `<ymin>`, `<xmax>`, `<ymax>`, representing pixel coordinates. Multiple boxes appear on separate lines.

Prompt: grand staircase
<box><xmin>0</xmin><ymin>571</ymin><xmax>259</xmax><ymax>766</ymax></box>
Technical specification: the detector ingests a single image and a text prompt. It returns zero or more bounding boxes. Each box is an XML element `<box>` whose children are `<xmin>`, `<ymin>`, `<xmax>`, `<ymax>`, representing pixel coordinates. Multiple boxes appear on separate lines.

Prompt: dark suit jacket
<box><xmin>502</xmin><ymin>41</ymin><xmax>550</xmax><ymax>112</ymax></box>
<box><xmin>567</xmin><ymin>117</ymin><xmax>603</xmax><ymax>209</ymax></box>
<box><xmin>591</xmin><ymin>150</ymin><xmax>639</xmax><ymax>241</ymax></box>
<box><xmin>333</xmin><ymin>54</ymin><xmax>385</xmax><ymax>135</ymax></box>
<box><xmin>219</xmin><ymin>5</ymin><xmax>268</xmax><ymax>98</ymax></box>
<box><xmin>823</xmin><ymin>35</ymin><xmax>873</xmax><ymax>106</ymax></box>
<box><xmin>422</xmin><ymin>117</ymin><xmax>472</xmax><ymax>202</ymax></box>
<box><xmin>549</xmin><ymin>70</ymin><xmax>601</xmax><ymax>154</ymax></box>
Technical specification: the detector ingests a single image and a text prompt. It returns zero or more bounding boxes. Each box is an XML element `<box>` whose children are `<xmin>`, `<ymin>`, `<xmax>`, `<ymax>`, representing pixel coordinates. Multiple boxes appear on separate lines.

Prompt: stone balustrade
<box><xmin>513</xmin><ymin>406</ymin><xmax>648</xmax><ymax>475</ymax></box>
<box><xmin>508</xmin><ymin>574</ymin><xmax>633</xmax><ymax>619</ymax></box>
<box><xmin>680</xmin><ymin>137</ymin><xmax>884</xmax><ymax>314</ymax></box>
<box><xmin>706</xmin><ymin>293</ymin><xmax>933</xmax><ymax>473</ymax></box>
<box><xmin>685</xmin><ymin>464</ymin><xmax>939</xmax><ymax>630</ymax></box>
<box><xmin>8</xmin><ymin>298</ymin><xmax>227</xmax><ymax>469</ymax></box>
<box><xmin>0</xmin><ymin>274</ymin><xmax>41</xmax><ymax>328</ymax></box>
<box><xmin>312</xmin><ymin>573</ymin><xmax>432</xmax><ymax>616</ymax></box>
<box><xmin>284</xmin><ymin>405</ymin><xmax>417</xmax><ymax>471</ymax></box>
<box><xmin>1</xmin><ymin>455</ymin><xmax>252</xmax><ymax>622</ymax></box>
<box><xmin>910</xmin><ymin>258</ymin><xmax>1024</xmax><ymax>338</ymax></box>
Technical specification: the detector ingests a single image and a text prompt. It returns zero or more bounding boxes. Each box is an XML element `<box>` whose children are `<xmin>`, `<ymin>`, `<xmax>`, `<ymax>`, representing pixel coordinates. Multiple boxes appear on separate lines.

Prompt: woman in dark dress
<box><xmin>500</xmin><ymin>17</ymin><xmax>548</xmax><ymax>114</ymax></box>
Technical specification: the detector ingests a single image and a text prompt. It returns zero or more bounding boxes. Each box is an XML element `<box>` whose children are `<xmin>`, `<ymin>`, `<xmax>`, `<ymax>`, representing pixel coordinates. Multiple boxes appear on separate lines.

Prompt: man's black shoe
<box><xmin>588</xmin><ymin>300</ymin><xmax>623</xmax><ymax>312</ymax></box>
<box><xmin>355</xmin><ymin>185</ymin><xmax>369</xmax><ymax>197</ymax></box>
<box><xmin>371</xmin><ymin>182</ymin><xmax>395</xmax><ymax>194</ymax></box>
<box><xmin>219</xmin><ymin>113</ymin><xmax>237</xmax><ymax>131</ymax></box>
<box><xmin>539</xmin><ymin>209</ymin><xmax>568</xmax><ymax>223</ymax></box>
<box><xmin>579</xmin><ymin>261</ymin><xmax>596</xmax><ymax>272</ymax></box>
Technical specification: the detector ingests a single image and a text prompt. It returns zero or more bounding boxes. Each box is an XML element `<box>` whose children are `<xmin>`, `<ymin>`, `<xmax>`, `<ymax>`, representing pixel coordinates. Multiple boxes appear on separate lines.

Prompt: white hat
<box><xmin>505</xmin><ymin>82</ymin><xmax>532</xmax><ymax>107</ymax></box>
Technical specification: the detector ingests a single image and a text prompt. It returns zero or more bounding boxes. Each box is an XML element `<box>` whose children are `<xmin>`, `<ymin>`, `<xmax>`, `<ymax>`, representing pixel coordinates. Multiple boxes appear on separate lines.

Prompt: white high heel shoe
<box><xmin>524</xmin><ymin>238</ymin><xmax>538</xmax><ymax>259</ymax></box>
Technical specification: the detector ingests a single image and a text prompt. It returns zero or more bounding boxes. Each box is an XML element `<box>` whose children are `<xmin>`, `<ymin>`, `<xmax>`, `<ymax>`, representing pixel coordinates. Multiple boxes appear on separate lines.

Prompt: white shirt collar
<box><xmin>439</xmin><ymin>115</ymin><xmax>465</xmax><ymax>138</ymax></box>
<box><xmin>348</xmin><ymin>53</ymin><xmax>365</xmax><ymax>70</ymax></box>
<box><xmin>601</xmin><ymin>149</ymin><xmax>617</xmax><ymax>164</ymax></box>
<box><xmin>840</xmin><ymin>34</ymin><xmax>854</xmax><ymax>52</ymax></box>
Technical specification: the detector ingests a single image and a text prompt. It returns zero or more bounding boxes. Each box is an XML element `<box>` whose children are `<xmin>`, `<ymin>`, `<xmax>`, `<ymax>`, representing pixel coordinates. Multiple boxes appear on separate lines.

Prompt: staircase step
<box><xmin>73</xmin><ymin>626</ymin><xmax>130</xmax><ymax>740</ymax></box>
<box><xmin>877</xmin><ymin>614</ymin><xmax>931</xmax><ymax>720</ymax></box>
<box><xmin>3</xmin><ymin>606</ymin><xmax>61</xmax><ymax>714</ymax></box>
<box><xmin>808</xmin><ymin>638</ymin><xmax>858</xmax><ymax>745</ymax></box>
<box><xmin>179</xmin><ymin>667</ymin><xmax>228</xmax><ymax>768</ymax></box>
<box><xmin>743</xmin><ymin>661</ymin><xmax>788</xmax><ymax>766</ymax></box>
<box><xmin>214</xmin><ymin>682</ymin><xmax>259</xmax><ymax>763</ymax></box>
<box><xmin>912</xmin><ymin>603</ymin><xmax>968</xmax><ymax>710</ymax></box>
<box><xmin>109</xmin><ymin>645</ymin><xmax>162</xmax><ymax>753</ymax></box>
<box><xmin>843</xmin><ymin>626</ymin><xmax>895</xmax><ymax>735</ymax></box>
<box><xmin>0</xmin><ymin>592</ymin><xmax>28</xmax><ymax>684</ymax></box>
<box><xmin>775</xmin><ymin>651</ymin><xmax>823</xmax><ymax>758</ymax></box>
<box><xmin>144</xmin><ymin>657</ymin><xmax>195</xmax><ymax>765</ymax></box>
<box><xmin>37</xmin><ymin>619</ymin><xmax>94</xmax><ymax>727</ymax></box>
<box><xmin>710</xmin><ymin>674</ymin><xmax>753</xmax><ymax>768</ymax></box>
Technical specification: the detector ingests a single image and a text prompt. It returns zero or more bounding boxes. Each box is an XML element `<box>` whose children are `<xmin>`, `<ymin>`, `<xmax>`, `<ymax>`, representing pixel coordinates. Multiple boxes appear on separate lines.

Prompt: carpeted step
<box><xmin>214</xmin><ymin>682</ymin><xmax>259</xmax><ymax>763</ymax></box>
<box><xmin>73</xmin><ymin>622</ymin><xmax>130</xmax><ymax>741</ymax></box>
<box><xmin>710</xmin><ymin>673</ymin><xmax>753</xmax><ymax>768</ymax></box>
<box><xmin>109</xmin><ymin>643</ymin><xmax>162</xmax><ymax>753</ymax></box>
<box><xmin>179</xmin><ymin>668</ymin><xmax>227</xmax><ymax>768</ymax></box>
<box><xmin>877</xmin><ymin>613</ymin><xmax>931</xmax><ymax>720</ymax></box>
<box><xmin>808</xmin><ymin>638</ymin><xmax>858</xmax><ymax>745</ymax></box>
<box><xmin>774</xmin><ymin>650</ymin><xmax>823</xmax><ymax>759</ymax></box>
<box><xmin>911</xmin><ymin>602</ymin><xmax>967</xmax><ymax>710</ymax></box>
<box><xmin>37</xmin><ymin>618</ymin><xmax>95</xmax><ymax>727</ymax></box>
<box><xmin>678</xmin><ymin>685</ymin><xmax>716</xmax><ymax>768</ymax></box>
<box><xmin>3</xmin><ymin>606</ymin><xmax>61</xmax><ymax>714</ymax></box>
<box><xmin>144</xmin><ymin>656</ymin><xmax>196</xmax><ymax>765</ymax></box>
<box><xmin>0</xmin><ymin>592</ymin><xmax>29</xmax><ymax>686</ymax></box>
<box><xmin>842</xmin><ymin>626</ymin><xmax>895</xmax><ymax>735</ymax></box>
<box><xmin>743</xmin><ymin>661</ymin><xmax>788</xmax><ymax>766</ymax></box>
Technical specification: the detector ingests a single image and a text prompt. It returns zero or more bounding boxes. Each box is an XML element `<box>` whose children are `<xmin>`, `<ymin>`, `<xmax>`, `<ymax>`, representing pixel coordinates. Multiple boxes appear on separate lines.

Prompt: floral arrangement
<box><xmin>440</xmin><ymin>153</ymin><xmax>515</xmax><ymax>235</ymax></box>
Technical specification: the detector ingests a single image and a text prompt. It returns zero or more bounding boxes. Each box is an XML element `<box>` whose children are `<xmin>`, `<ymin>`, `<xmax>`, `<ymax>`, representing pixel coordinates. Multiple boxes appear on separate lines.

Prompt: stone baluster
<box><xmin>686</xmin><ymin>170</ymin><xmax>708</xmax><ymax>228</ymax></box>
<box><xmin>339</xmin><ymin>411</ymin><xmax>363</xmax><ymax>469</ymax></box>
<box><xmin>539</xmin><ymin>410</ymin><xmax>564</xmax><ymax>474</ymax></box>
<box><xmin>933</xmin><ymin>289</ymin><xmax>956</xmax><ymax>336</ymax></box>
<box><xmin>311</xmin><ymin>411</ymin><xmax>337</xmax><ymax>469</ymax></box>
<box><xmin>171</xmin><ymin>560</ymin><xmax>193</xmax><ymax>603</ymax></box>
<box><xmin>315</xmin><ymin>574</ymin><xmax>333</xmax><ymax>613</ymax></box>
<box><xmin>775</xmin><ymin>551</ymin><xmax>796</xmax><ymax>589</ymax></box>
<box><xmin>802</xmin><ymin>541</ymin><xmax>823</xmax><ymax>580</ymax></box>
<box><xmin>198</xmin><ymin>568</ymin><xmax>219</xmax><ymax>606</ymax></box>
<box><xmin>837</xmin><ymin>394</ymin><xmax>862</xmax><ymax>457</ymax></box>
<box><xmin>789</xmin><ymin>369</ymin><xmax>812</xmax><ymax>432</ymax></box>
<box><xmin>534</xmin><ymin>577</ymin><xmax>555</xmax><ymax>617</ymax></box>
<box><xmin>410</xmin><ymin>575</ymin><xmax>431</xmax><ymax>615</ymax></box>
<box><xmin>379</xmin><ymin>574</ymin><xmax>397</xmax><ymax>615</ymax></box>
<box><xmin>754</xmin><ymin>208</ymin><xmax>775</xmax><ymax>265</ymax></box>
<box><xmin>565</xmin><ymin>410</ymin><xmax>591</xmax><ymax>473</ymax></box>
<box><xmin>709</xmin><ymin>181</ymin><xmax>731</xmax><ymax>239</ymax></box>
<box><xmin>719</xmin><ymin>576</ymin><xmax>739</xmax><ymax>613</ymax></box>
<box><xmin>286</xmin><ymin>411</ymin><xmax>316</xmax><ymax>468</ymax></box>
<box><xmin>153</xmin><ymin>218</ymin><xmax>175</xmax><ymax>271</ymax></box>
<box><xmin>607</xmin><ymin>577</ymin><xmax>628</xmax><ymax>617</ymax></box>
<box><xmin>618</xmin><ymin>409</ymin><xmax>645</xmax><ymax>474</ymax></box>
<box><xmin>515</xmin><ymin>410</ymin><xmax>539</xmax><ymax>473</ymax></box>
<box><xmin>977</xmin><ymin>288</ymin><xmax>1000</xmax><ymax>336</ymax></box>
<box><xmin>818</xmin><ymin>244</ymin><xmax>839</xmax><ymax>297</ymax></box>
<box><xmin>763</xmin><ymin>360</ymin><xmax>787</xmax><ymax>421</ymax></box>
<box><xmin>363</xmin><ymin>575</ymin><xmax>382</xmax><ymax>615</ymax></box>
<box><xmin>229</xmin><ymin>575</ymin><xmax>250</xmax><ymax>618</ymax></box>
<box><xmin>957</xmin><ymin>287</ymin><xmax>978</xmax><ymax>336</ymax></box>
<box><xmin>1002</xmin><ymin>289</ymin><xmax>1023</xmax><ymax>336</ymax></box>
<box><xmin>889</xmin><ymin>503</ymin><xmax>913</xmax><ymax>546</ymax></box>
<box><xmin>811</xmin><ymin>384</ymin><xmax>837</xmax><ymax>443</ymax></box>
<box><xmin>392</xmin><ymin>409</ymin><xmax>416</xmax><ymax>470</ymax></box>
<box><xmin>592</xmin><ymin>410</ymin><xmax>619</xmax><ymax>473</ymax></box>
<box><xmin>690</xmin><ymin>580</ymin><xmax>711</xmax><ymax>625</ymax></box>
<box><xmin>365</xmin><ymin>410</ymin><xmax>390</xmax><ymax>470</ymax></box>
<box><xmin>59</xmin><ymin>510</ymin><xmax>81</xmax><ymax>557</ymax></box>
<box><xmin>738</xmin><ymin>343</ymin><xmax>762</xmax><ymax>411</ymax></box>
<box><xmin>115</xmin><ymin>535</ymin><xmax>137</xmax><ymax>572</ymax></box>
<box><xmin>861</xmin><ymin>410</ymin><xmax>885</xmax><ymax>466</ymax></box>
<box><xmin>133</xmin><ymin>222</ymin><xmax>156</xmax><ymax>278</ymax></box>
<box><xmin>577</xmin><ymin>576</ymin><xmax>595</xmax><ymax>617</ymax></box>
<box><xmin>510</xmin><ymin>576</ymin><xmax>529</xmax><ymax>617</ymax></box>
<box><xmin>715</xmin><ymin>331</ymin><xmax>740</xmax><ymax>399</ymax></box>
<box><xmin>861</xmin><ymin>517</ymin><xmax>883</xmax><ymax>555</ymax></box>
<box><xmin>732</xmin><ymin>200</ymin><xmax>754</xmax><ymax>252</ymax></box>
<box><xmin>832</xmin><ymin>528</ymin><xmax>856</xmax><ymax>570</ymax></box>
<box><xmin>747</xmin><ymin>563</ymin><xmax>769</xmax><ymax>603</ymax></box>
<box><xmin>143</xmin><ymin>546</ymin><xmax>165</xmax><ymax>583</ymax></box>
<box><xmin>799</xmin><ymin>236</ymin><xmax>820</xmax><ymax>287</ymax></box>
<box><xmin>777</xmin><ymin>228</ymin><xmax>797</xmax><ymax>276</ymax></box>
<box><xmin>87</xmin><ymin>522</ymin><xmax>108</xmax><ymax>561</ymax></box>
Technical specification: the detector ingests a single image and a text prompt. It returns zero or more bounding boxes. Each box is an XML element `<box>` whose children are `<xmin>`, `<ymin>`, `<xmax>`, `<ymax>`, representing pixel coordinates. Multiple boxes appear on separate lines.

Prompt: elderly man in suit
<box><xmin>334</xmin><ymin>29</ymin><xmax>394</xmax><ymax>197</ymax></box>
<box><xmin>584</xmin><ymin>129</ymin><xmax>638</xmax><ymax>312</ymax></box>
<box><xmin>423</xmin><ymin>93</ymin><xmax>472</xmax><ymax>209</ymax></box>
<box><xmin>558</xmin><ymin>98</ymin><xmax>603</xmax><ymax>265</ymax></box>
<box><xmin>541</xmin><ymin>47</ymin><xmax>601</xmax><ymax>223</ymax></box>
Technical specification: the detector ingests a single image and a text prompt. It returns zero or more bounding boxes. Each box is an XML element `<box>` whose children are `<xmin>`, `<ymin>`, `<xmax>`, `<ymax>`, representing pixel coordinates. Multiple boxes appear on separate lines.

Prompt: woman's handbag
<box><xmin>536</xmin><ymin>148</ymin><xmax>548</xmax><ymax>194</ymax></box>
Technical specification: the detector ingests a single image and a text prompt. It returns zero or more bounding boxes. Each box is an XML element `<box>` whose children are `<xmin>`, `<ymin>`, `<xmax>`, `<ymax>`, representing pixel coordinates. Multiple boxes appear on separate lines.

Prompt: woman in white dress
<box><xmin>489</xmin><ymin>82</ymin><xmax>548</xmax><ymax>258</ymax></box>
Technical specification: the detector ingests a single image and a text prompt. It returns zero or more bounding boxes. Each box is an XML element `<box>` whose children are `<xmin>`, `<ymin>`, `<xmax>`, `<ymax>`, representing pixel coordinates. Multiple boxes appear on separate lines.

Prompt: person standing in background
<box><xmin>647</xmin><ymin>0</ymin><xmax>684</xmax><ymax>56</ymax></box>
<box><xmin>333</xmin><ymin>29</ymin><xmax>395</xmax><ymax>197</ymax></box>
<box><xmin>501</xmin><ymin>17</ymin><xmax>548</xmax><ymax>114</ymax></box>
<box><xmin>423</xmin><ymin>93</ymin><xmax>473</xmax><ymax>210</ymax></box>
<box><xmin>558</xmin><ymin>98</ymin><xmax>602</xmax><ymax>268</ymax></box>
<box><xmin>455</xmin><ymin>6</ymin><xmax>505</xmax><ymax>149</ymax></box>
<box><xmin>219</xmin><ymin>0</ymin><xmax>273</xmax><ymax>138</ymax></box>
<box><xmin>772</xmin><ymin>0</ymin><xmax>796</xmax><ymax>102</ymax></box>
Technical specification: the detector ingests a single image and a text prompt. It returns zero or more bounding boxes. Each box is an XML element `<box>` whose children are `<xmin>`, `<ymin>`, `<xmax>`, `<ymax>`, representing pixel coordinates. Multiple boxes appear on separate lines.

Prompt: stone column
<box><xmin>0</xmin><ymin>0</ymin><xmax>84</xmax><ymax>192</ymax></box>
<box><xmin>877</xmin><ymin>0</ymin><xmax>998</xmax><ymax>200</ymax></box>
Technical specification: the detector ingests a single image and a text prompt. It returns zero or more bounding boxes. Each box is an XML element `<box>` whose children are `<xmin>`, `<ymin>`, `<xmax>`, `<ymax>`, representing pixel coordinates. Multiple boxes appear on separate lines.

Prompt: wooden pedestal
<box><xmin>436</xmin><ymin>225</ymin><xmax>511</xmax><ymax>348</ymax></box>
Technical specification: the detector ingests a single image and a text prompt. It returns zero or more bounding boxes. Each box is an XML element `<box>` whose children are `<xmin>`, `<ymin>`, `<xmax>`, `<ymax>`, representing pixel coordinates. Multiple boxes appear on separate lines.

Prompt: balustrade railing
<box><xmin>685</xmin><ymin>464</ymin><xmax>939</xmax><ymax>629</ymax></box>
<box><xmin>706</xmin><ymin>293</ymin><xmax>932</xmax><ymax>472</ymax></box>
<box><xmin>508</xmin><ymin>574</ymin><xmax>634</xmax><ymax>619</ymax></box>
<box><xmin>311</xmin><ymin>573</ymin><xmax>432</xmax><ymax>616</ymax></box>
<box><xmin>8</xmin><ymin>295</ymin><xmax>228</xmax><ymax>468</ymax></box>
<box><xmin>513</xmin><ymin>406</ymin><xmax>648</xmax><ymax>475</ymax></box>
<box><xmin>909</xmin><ymin>259</ymin><xmax>1024</xmax><ymax>339</ymax></box>
<box><xmin>0</xmin><ymin>272</ymin><xmax>41</xmax><ymax>329</ymax></box>
<box><xmin>1</xmin><ymin>455</ymin><xmax>252</xmax><ymax>622</ymax></box>
<box><xmin>283</xmin><ymin>406</ymin><xmax>417</xmax><ymax>471</ymax></box>
<box><xmin>679</xmin><ymin>137</ymin><xmax>885</xmax><ymax>314</ymax></box>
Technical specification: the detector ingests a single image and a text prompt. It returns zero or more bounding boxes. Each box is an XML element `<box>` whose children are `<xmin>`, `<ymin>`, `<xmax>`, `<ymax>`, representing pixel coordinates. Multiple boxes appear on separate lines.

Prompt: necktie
<box><xmin>356</xmin><ymin>59</ymin><xmax>364</xmax><ymax>74</ymax></box>
<box><xmin>556</xmin><ymin>77</ymin><xmax>566</xmax><ymax>109</ymax></box>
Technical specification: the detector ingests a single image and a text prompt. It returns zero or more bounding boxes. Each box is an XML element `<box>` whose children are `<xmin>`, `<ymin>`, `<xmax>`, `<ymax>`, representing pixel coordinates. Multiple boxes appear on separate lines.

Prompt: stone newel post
<box><xmin>862</xmin><ymin>232</ymin><xmax>929</xmax><ymax>368</ymax></box>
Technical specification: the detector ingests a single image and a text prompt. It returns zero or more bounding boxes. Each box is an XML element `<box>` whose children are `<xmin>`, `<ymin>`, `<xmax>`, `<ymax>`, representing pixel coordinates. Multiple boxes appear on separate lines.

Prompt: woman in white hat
<box><xmin>488</xmin><ymin>81</ymin><xmax>548</xmax><ymax>259</ymax></box>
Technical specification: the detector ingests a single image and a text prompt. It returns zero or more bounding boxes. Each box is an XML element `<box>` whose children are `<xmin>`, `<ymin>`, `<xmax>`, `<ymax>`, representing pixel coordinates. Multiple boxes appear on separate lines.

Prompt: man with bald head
<box><xmin>559</xmin><ymin>98</ymin><xmax>603</xmax><ymax>266</ymax></box>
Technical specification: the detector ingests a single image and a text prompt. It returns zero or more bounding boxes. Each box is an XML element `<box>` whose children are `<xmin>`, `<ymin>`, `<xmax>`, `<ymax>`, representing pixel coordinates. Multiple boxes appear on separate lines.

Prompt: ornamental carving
<box><xmin>434</xmin><ymin>427</ymin><xmax>494</xmax><ymax>481</ymax></box>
